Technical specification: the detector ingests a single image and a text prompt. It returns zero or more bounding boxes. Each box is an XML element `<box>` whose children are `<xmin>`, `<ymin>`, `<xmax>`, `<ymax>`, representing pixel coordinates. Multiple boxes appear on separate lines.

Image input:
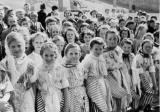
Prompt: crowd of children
<box><xmin>0</xmin><ymin>2</ymin><xmax>159</xmax><ymax>112</ymax></box>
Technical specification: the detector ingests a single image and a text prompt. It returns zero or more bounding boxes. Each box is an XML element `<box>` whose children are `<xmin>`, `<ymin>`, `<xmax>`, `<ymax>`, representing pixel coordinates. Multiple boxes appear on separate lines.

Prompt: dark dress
<box><xmin>38</xmin><ymin>10</ymin><xmax>47</xmax><ymax>29</ymax></box>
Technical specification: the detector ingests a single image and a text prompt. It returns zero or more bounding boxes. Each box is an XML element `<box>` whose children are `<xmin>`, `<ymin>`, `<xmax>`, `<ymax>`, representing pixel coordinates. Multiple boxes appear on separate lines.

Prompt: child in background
<box><xmin>50</xmin><ymin>25</ymin><xmax>61</xmax><ymax>39</ymax></box>
<box><xmin>63</xmin><ymin>43</ymin><xmax>89</xmax><ymax>112</ymax></box>
<box><xmin>133</xmin><ymin>24</ymin><xmax>147</xmax><ymax>54</ymax></box>
<box><xmin>30</xmin><ymin>12</ymin><xmax>44</xmax><ymax>34</ymax></box>
<box><xmin>0</xmin><ymin>32</ymin><xmax>36</xmax><ymax>112</ymax></box>
<box><xmin>0</xmin><ymin>67</ymin><xmax>14</xmax><ymax>112</ymax></box>
<box><xmin>52</xmin><ymin>35</ymin><xmax>65</xmax><ymax>64</ymax></box>
<box><xmin>103</xmin><ymin>30</ymin><xmax>130</xmax><ymax>112</ymax></box>
<box><xmin>132</xmin><ymin>39</ymin><xmax>157</xmax><ymax>110</ymax></box>
<box><xmin>82</xmin><ymin>37</ymin><xmax>112</xmax><ymax>112</ymax></box>
<box><xmin>121</xmin><ymin>38</ymin><xmax>140</xmax><ymax>110</ymax></box>
<box><xmin>28</xmin><ymin>32</ymin><xmax>47</xmax><ymax>67</ymax></box>
<box><xmin>80</xmin><ymin>29</ymin><xmax>94</xmax><ymax>61</ymax></box>
<box><xmin>35</xmin><ymin>42</ymin><xmax>69</xmax><ymax>112</ymax></box>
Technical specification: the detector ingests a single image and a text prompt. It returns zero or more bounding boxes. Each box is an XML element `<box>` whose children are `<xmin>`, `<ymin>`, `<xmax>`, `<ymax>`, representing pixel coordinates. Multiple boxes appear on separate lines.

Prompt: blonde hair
<box><xmin>40</xmin><ymin>42</ymin><xmax>58</xmax><ymax>57</ymax></box>
<box><xmin>5</xmin><ymin>32</ymin><xmax>25</xmax><ymax>55</ymax></box>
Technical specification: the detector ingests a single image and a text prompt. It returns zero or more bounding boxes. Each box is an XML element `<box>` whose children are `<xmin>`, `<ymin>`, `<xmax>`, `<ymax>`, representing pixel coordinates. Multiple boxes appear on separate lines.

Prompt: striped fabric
<box><xmin>107</xmin><ymin>74</ymin><xmax>127</xmax><ymax>99</ymax></box>
<box><xmin>139</xmin><ymin>93</ymin><xmax>153</xmax><ymax>108</ymax></box>
<box><xmin>35</xmin><ymin>89</ymin><xmax>46</xmax><ymax>112</ymax></box>
<box><xmin>60</xmin><ymin>96</ymin><xmax>64</xmax><ymax>112</ymax></box>
<box><xmin>138</xmin><ymin>73</ymin><xmax>154</xmax><ymax>109</ymax></box>
<box><xmin>86</xmin><ymin>77</ymin><xmax>108</xmax><ymax>112</ymax></box>
<box><xmin>88</xmin><ymin>98</ymin><xmax>103</xmax><ymax>112</ymax></box>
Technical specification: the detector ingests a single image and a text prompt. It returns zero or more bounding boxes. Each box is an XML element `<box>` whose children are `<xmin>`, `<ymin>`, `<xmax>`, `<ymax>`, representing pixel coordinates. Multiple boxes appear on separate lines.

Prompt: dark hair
<box><xmin>120</xmin><ymin>29</ymin><xmax>130</xmax><ymax>39</ymax></box>
<box><xmin>80</xmin><ymin>29</ymin><xmax>94</xmax><ymax>43</ymax></box>
<box><xmin>64</xmin><ymin>43</ymin><xmax>80</xmax><ymax>56</ymax></box>
<box><xmin>40</xmin><ymin>3</ymin><xmax>46</xmax><ymax>10</ymax></box>
<box><xmin>19</xmin><ymin>17</ymin><xmax>30</xmax><ymax>26</ymax></box>
<box><xmin>121</xmin><ymin>38</ymin><xmax>133</xmax><ymax>47</ymax></box>
<box><xmin>90</xmin><ymin>10</ymin><xmax>97</xmax><ymax>16</ymax></box>
<box><xmin>64</xmin><ymin>27</ymin><xmax>79</xmax><ymax>44</ymax></box>
<box><xmin>90</xmin><ymin>37</ymin><xmax>104</xmax><ymax>49</ymax></box>
<box><xmin>151</xmin><ymin>16</ymin><xmax>157</xmax><ymax>20</ymax></box>
<box><xmin>119</xmin><ymin>18</ymin><xmax>125</xmax><ymax>24</ymax></box>
<box><xmin>126</xmin><ymin>21</ymin><xmax>135</xmax><ymax>28</ymax></box>
<box><xmin>52</xmin><ymin>6</ymin><xmax>58</xmax><ymax>11</ymax></box>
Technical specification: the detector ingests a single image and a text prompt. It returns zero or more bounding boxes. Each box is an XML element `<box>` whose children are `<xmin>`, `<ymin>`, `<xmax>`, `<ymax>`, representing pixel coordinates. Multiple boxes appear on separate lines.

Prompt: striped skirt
<box><xmin>139</xmin><ymin>92</ymin><xmax>154</xmax><ymax>109</ymax></box>
<box><xmin>86</xmin><ymin>77</ymin><xmax>109</xmax><ymax>112</ymax></box>
<box><xmin>35</xmin><ymin>89</ymin><xmax>46</xmax><ymax>112</ymax></box>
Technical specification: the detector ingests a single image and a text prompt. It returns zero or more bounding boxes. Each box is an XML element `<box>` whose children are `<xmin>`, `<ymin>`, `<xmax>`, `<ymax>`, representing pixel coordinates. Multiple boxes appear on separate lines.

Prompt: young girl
<box><xmin>52</xmin><ymin>35</ymin><xmax>65</xmax><ymax>64</ymax></box>
<box><xmin>28</xmin><ymin>32</ymin><xmax>47</xmax><ymax>67</ymax></box>
<box><xmin>0</xmin><ymin>32</ymin><xmax>36</xmax><ymax>112</ymax></box>
<box><xmin>30</xmin><ymin>12</ymin><xmax>44</xmax><ymax>34</ymax></box>
<box><xmin>63</xmin><ymin>43</ymin><xmax>89</xmax><ymax>112</ymax></box>
<box><xmin>132</xmin><ymin>39</ymin><xmax>157</xmax><ymax>110</ymax></box>
<box><xmin>97</xmin><ymin>25</ymin><xmax>110</xmax><ymax>41</ymax></box>
<box><xmin>0</xmin><ymin>66</ymin><xmax>14</xmax><ymax>112</ymax></box>
<box><xmin>121</xmin><ymin>39</ymin><xmax>140</xmax><ymax>110</ymax></box>
<box><xmin>82</xmin><ymin>37</ymin><xmax>112</xmax><ymax>112</ymax></box>
<box><xmin>50</xmin><ymin>25</ymin><xmax>61</xmax><ymax>39</ymax></box>
<box><xmin>33</xmin><ymin>42</ymin><xmax>69</xmax><ymax>112</ymax></box>
<box><xmin>80</xmin><ymin>29</ymin><xmax>94</xmax><ymax>61</ymax></box>
<box><xmin>103</xmin><ymin>30</ymin><xmax>130</xmax><ymax>112</ymax></box>
<box><xmin>133</xmin><ymin>24</ymin><xmax>147</xmax><ymax>54</ymax></box>
<box><xmin>64</xmin><ymin>27</ymin><xmax>80</xmax><ymax>45</ymax></box>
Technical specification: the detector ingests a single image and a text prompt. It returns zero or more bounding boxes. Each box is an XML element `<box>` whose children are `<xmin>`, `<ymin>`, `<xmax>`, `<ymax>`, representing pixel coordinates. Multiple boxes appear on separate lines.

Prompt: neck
<box><xmin>34</xmin><ymin>50</ymin><xmax>40</xmax><ymax>54</ymax></box>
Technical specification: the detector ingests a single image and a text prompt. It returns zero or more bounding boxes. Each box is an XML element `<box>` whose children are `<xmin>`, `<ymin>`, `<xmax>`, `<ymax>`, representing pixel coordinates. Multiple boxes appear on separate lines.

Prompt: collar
<box><xmin>139</xmin><ymin>50</ymin><xmax>150</xmax><ymax>58</ymax></box>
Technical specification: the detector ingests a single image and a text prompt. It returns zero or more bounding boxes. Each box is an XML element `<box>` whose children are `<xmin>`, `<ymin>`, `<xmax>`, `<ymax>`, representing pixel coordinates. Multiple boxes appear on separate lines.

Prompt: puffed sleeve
<box><xmin>60</xmin><ymin>68</ymin><xmax>69</xmax><ymax>89</ymax></box>
<box><xmin>4</xmin><ymin>76</ymin><xmax>14</xmax><ymax>93</ymax></box>
<box><xmin>132</xmin><ymin>55</ymin><xmax>142</xmax><ymax>89</ymax></box>
<box><xmin>149</xmin><ymin>58</ymin><xmax>155</xmax><ymax>73</ymax></box>
<box><xmin>81</xmin><ymin>55</ymin><xmax>91</xmax><ymax>79</ymax></box>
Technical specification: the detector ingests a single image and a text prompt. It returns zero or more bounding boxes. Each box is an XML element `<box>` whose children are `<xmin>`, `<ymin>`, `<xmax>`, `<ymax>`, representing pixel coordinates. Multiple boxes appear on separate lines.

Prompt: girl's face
<box><xmin>142</xmin><ymin>42</ymin><xmax>153</xmax><ymax>55</ymax></box>
<box><xmin>121</xmin><ymin>30</ymin><xmax>128</xmax><ymax>39</ymax></box>
<box><xmin>99</xmin><ymin>28</ymin><xmax>108</xmax><ymax>40</ymax></box>
<box><xmin>11</xmin><ymin>26</ymin><xmax>19</xmax><ymax>32</ymax></box>
<box><xmin>55</xmin><ymin>40</ymin><xmax>64</xmax><ymax>53</ymax></box>
<box><xmin>32</xmin><ymin>36</ymin><xmax>44</xmax><ymax>53</ymax></box>
<box><xmin>66</xmin><ymin>30</ymin><xmax>75</xmax><ymax>43</ymax></box>
<box><xmin>91</xmin><ymin>44</ymin><xmax>103</xmax><ymax>57</ymax></box>
<box><xmin>84</xmin><ymin>34</ymin><xmax>92</xmax><ymax>44</ymax></box>
<box><xmin>21</xmin><ymin>21</ymin><xmax>30</xmax><ymax>28</ymax></box>
<box><xmin>30</xmin><ymin>15</ymin><xmax>37</xmax><ymax>22</ymax></box>
<box><xmin>51</xmin><ymin>27</ymin><xmax>59</xmax><ymax>38</ymax></box>
<box><xmin>66</xmin><ymin>48</ymin><xmax>80</xmax><ymax>64</ymax></box>
<box><xmin>106</xmin><ymin>33</ymin><xmax>118</xmax><ymax>47</ymax></box>
<box><xmin>9</xmin><ymin>40</ymin><xmax>24</xmax><ymax>58</ymax></box>
<box><xmin>42</xmin><ymin>49</ymin><xmax>57</xmax><ymax>65</ymax></box>
<box><xmin>122</xmin><ymin>43</ymin><xmax>132</xmax><ymax>54</ymax></box>
<box><xmin>81</xmin><ymin>26</ymin><xmax>87</xmax><ymax>33</ymax></box>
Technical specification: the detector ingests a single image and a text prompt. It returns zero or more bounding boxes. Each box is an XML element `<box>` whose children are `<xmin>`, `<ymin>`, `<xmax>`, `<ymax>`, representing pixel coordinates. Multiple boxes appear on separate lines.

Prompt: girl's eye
<box><xmin>18</xmin><ymin>45</ymin><xmax>21</xmax><ymax>48</ymax></box>
<box><xmin>45</xmin><ymin>54</ymin><xmax>48</xmax><ymax>57</ymax></box>
<box><xmin>75</xmin><ymin>53</ymin><xmax>78</xmax><ymax>55</ymax></box>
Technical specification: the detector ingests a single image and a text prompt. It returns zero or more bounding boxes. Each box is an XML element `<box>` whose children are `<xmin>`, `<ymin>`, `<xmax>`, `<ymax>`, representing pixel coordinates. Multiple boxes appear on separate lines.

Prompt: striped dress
<box><xmin>103</xmin><ymin>48</ymin><xmax>130</xmax><ymax>112</ymax></box>
<box><xmin>37</xmin><ymin>64</ymin><xmax>69</xmax><ymax>112</ymax></box>
<box><xmin>82</xmin><ymin>54</ymin><xmax>112</xmax><ymax>112</ymax></box>
<box><xmin>63</xmin><ymin>64</ymin><xmax>89</xmax><ymax>112</ymax></box>
<box><xmin>132</xmin><ymin>54</ymin><xmax>156</xmax><ymax>109</ymax></box>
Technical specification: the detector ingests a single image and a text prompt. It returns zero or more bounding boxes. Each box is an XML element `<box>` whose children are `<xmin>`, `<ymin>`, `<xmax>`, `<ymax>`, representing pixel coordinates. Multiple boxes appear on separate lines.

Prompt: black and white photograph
<box><xmin>0</xmin><ymin>0</ymin><xmax>159</xmax><ymax>112</ymax></box>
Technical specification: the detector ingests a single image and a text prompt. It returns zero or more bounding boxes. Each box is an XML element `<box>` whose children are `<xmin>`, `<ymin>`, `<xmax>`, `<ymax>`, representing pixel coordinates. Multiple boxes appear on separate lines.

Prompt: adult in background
<box><xmin>47</xmin><ymin>5</ymin><xmax>58</xmax><ymax>17</ymax></box>
<box><xmin>38</xmin><ymin>4</ymin><xmax>47</xmax><ymax>30</ymax></box>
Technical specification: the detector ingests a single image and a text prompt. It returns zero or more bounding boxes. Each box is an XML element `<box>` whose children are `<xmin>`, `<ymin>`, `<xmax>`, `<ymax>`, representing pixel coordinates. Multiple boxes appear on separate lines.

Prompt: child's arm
<box><xmin>0</xmin><ymin>92</ymin><xmax>10</xmax><ymax>102</ymax></box>
<box><xmin>62</xmin><ymin>88</ymin><xmax>69</xmax><ymax>112</ymax></box>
